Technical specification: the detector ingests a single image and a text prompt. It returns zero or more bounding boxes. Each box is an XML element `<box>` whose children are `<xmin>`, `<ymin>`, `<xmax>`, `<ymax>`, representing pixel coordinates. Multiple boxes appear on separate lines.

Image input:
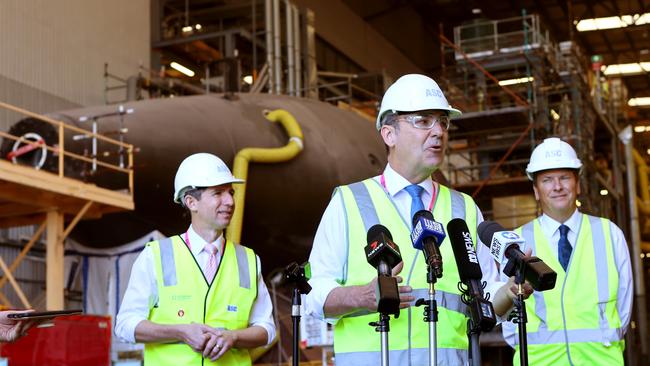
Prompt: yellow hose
<box><xmin>227</xmin><ymin>108</ymin><xmax>304</xmax><ymax>244</ymax></box>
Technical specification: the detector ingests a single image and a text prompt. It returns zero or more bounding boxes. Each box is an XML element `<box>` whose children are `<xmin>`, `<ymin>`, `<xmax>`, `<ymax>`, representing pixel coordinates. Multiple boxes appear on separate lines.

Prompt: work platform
<box><xmin>0</xmin><ymin>101</ymin><xmax>135</xmax><ymax>311</ymax></box>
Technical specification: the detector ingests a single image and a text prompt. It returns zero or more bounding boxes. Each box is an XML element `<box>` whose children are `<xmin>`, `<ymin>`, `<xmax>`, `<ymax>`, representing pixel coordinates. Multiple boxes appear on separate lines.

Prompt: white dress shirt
<box><xmin>534</xmin><ymin>209</ymin><xmax>632</xmax><ymax>333</ymax></box>
<box><xmin>115</xmin><ymin>225</ymin><xmax>276</xmax><ymax>344</ymax></box>
<box><xmin>305</xmin><ymin>164</ymin><xmax>504</xmax><ymax>322</ymax></box>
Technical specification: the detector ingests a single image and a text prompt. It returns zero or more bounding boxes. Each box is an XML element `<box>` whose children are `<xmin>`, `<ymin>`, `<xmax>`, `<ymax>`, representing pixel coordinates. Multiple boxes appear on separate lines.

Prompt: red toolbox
<box><xmin>1</xmin><ymin>315</ymin><xmax>111</xmax><ymax>366</ymax></box>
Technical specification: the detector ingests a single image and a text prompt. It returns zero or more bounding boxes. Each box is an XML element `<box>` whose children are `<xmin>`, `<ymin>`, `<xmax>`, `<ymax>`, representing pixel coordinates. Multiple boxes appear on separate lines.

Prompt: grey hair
<box><xmin>178</xmin><ymin>187</ymin><xmax>206</xmax><ymax>209</ymax></box>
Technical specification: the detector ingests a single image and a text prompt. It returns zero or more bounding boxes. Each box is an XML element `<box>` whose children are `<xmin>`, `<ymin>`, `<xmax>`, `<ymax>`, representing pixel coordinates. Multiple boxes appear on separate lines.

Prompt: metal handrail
<box><xmin>0</xmin><ymin>101</ymin><xmax>135</xmax><ymax>195</ymax></box>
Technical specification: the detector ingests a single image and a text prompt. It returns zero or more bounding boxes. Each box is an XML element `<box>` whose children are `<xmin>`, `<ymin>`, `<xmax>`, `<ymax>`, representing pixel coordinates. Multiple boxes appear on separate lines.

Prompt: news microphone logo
<box><xmin>462</xmin><ymin>231</ymin><xmax>478</xmax><ymax>264</ymax></box>
<box><xmin>410</xmin><ymin>219</ymin><xmax>444</xmax><ymax>245</ymax></box>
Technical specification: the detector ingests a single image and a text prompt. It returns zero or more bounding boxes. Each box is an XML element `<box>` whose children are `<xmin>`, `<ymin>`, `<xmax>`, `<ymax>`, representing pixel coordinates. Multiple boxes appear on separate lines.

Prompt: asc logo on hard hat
<box><xmin>545</xmin><ymin>150</ymin><xmax>563</xmax><ymax>158</ymax></box>
<box><xmin>426</xmin><ymin>88</ymin><xmax>443</xmax><ymax>98</ymax></box>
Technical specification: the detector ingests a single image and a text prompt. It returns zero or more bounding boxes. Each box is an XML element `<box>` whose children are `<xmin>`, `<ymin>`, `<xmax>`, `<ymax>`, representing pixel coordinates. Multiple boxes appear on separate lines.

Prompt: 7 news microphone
<box><xmin>410</xmin><ymin>210</ymin><xmax>445</xmax><ymax>278</ymax></box>
<box><xmin>365</xmin><ymin>224</ymin><xmax>402</xmax><ymax>316</ymax></box>
<box><xmin>477</xmin><ymin>221</ymin><xmax>556</xmax><ymax>291</ymax></box>
<box><xmin>447</xmin><ymin>218</ymin><xmax>496</xmax><ymax>332</ymax></box>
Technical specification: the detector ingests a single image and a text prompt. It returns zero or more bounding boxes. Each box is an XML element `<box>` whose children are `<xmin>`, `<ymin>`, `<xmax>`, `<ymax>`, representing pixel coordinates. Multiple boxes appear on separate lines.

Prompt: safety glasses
<box><xmin>397</xmin><ymin>113</ymin><xmax>450</xmax><ymax>131</ymax></box>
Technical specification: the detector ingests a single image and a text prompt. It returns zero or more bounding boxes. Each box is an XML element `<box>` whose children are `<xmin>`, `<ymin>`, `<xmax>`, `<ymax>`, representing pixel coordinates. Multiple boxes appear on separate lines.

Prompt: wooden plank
<box><xmin>0</xmin><ymin>256</ymin><xmax>30</xmax><ymax>309</ymax></box>
<box><xmin>45</xmin><ymin>210</ymin><xmax>64</xmax><ymax>310</ymax></box>
<box><xmin>0</xmin><ymin>222</ymin><xmax>46</xmax><ymax>293</ymax></box>
<box><xmin>0</xmin><ymin>202</ymin><xmax>48</xmax><ymax>218</ymax></box>
<box><xmin>0</xmin><ymin>214</ymin><xmax>46</xmax><ymax>228</ymax></box>
<box><xmin>0</xmin><ymin>160</ymin><xmax>133</xmax><ymax>210</ymax></box>
<box><xmin>61</xmin><ymin>201</ymin><xmax>93</xmax><ymax>240</ymax></box>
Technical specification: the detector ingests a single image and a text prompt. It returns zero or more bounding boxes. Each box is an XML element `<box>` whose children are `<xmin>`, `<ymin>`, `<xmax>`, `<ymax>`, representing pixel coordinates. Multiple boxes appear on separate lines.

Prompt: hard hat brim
<box><xmin>173</xmin><ymin>177</ymin><xmax>245</xmax><ymax>203</ymax></box>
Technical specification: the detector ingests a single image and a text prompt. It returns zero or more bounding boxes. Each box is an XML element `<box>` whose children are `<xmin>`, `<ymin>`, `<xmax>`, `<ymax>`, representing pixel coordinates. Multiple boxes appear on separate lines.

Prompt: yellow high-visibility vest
<box><xmin>503</xmin><ymin>214</ymin><xmax>625</xmax><ymax>365</ymax></box>
<box><xmin>334</xmin><ymin>178</ymin><xmax>478</xmax><ymax>365</ymax></box>
<box><xmin>144</xmin><ymin>236</ymin><xmax>258</xmax><ymax>366</ymax></box>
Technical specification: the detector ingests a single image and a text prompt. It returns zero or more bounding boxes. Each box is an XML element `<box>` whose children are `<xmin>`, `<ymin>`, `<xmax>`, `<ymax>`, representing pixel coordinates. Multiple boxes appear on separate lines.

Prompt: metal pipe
<box><xmin>619</xmin><ymin>125</ymin><xmax>649</xmax><ymax>355</ymax></box>
<box><xmin>252</xmin><ymin>0</ymin><xmax>257</xmax><ymax>79</ymax></box>
<box><xmin>273</xmin><ymin>0</ymin><xmax>282</xmax><ymax>94</ymax></box>
<box><xmin>265</xmin><ymin>0</ymin><xmax>274</xmax><ymax>94</ymax></box>
<box><xmin>293</xmin><ymin>4</ymin><xmax>301</xmax><ymax>97</ymax></box>
<box><xmin>285</xmin><ymin>0</ymin><xmax>295</xmax><ymax>96</ymax></box>
<box><xmin>228</xmin><ymin>109</ymin><xmax>304</xmax><ymax>244</ymax></box>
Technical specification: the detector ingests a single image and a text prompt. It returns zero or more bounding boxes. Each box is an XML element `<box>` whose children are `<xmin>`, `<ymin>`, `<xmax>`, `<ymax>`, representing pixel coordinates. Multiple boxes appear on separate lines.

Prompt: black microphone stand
<box><xmin>284</xmin><ymin>262</ymin><xmax>312</xmax><ymax>366</ymax></box>
<box><xmin>415</xmin><ymin>268</ymin><xmax>438</xmax><ymax>366</ymax></box>
<box><xmin>508</xmin><ymin>264</ymin><xmax>529</xmax><ymax>366</ymax></box>
<box><xmin>459</xmin><ymin>285</ymin><xmax>484</xmax><ymax>366</ymax></box>
<box><xmin>368</xmin><ymin>273</ymin><xmax>400</xmax><ymax>366</ymax></box>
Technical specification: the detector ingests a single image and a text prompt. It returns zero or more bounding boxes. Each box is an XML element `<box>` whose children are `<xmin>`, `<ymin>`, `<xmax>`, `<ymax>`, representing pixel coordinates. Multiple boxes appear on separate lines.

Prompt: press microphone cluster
<box><xmin>447</xmin><ymin>218</ymin><xmax>496</xmax><ymax>332</ymax></box>
<box><xmin>410</xmin><ymin>210</ymin><xmax>445</xmax><ymax>279</ymax></box>
<box><xmin>477</xmin><ymin>221</ymin><xmax>556</xmax><ymax>291</ymax></box>
<box><xmin>365</xmin><ymin>224</ymin><xmax>402</xmax><ymax>316</ymax></box>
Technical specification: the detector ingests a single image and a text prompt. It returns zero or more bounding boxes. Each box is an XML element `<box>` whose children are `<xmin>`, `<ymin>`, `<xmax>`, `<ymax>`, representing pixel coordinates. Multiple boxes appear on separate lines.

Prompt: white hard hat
<box><xmin>376</xmin><ymin>74</ymin><xmax>462</xmax><ymax>130</ymax></box>
<box><xmin>526</xmin><ymin>137</ymin><xmax>582</xmax><ymax>180</ymax></box>
<box><xmin>173</xmin><ymin>153</ymin><xmax>244</xmax><ymax>203</ymax></box>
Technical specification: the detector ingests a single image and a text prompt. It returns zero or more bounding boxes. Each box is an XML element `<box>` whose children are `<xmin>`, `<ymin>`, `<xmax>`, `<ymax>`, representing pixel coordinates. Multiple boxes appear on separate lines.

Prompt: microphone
<box><xmin>365</xmin><ymin>224</ymin><xmax>402</xmax><ymax>316</ymax></box>
<box><xmin>477</xmin><ymin>221</ymin><xmax>557</xmax><ymax>291</ymax></box>
<box><xmin>447</xmin><ymin>218</ymin><xmax>496</xmax><ymax>332</ymax></box>
<box><xmin>410</xmin><ymin>210</ymin><xmax>445</xmax><ymax>278</ymax></box>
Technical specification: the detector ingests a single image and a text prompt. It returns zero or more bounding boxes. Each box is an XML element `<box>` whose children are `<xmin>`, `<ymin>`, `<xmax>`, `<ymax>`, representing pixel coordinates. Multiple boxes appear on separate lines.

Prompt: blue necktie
<box><xmin>404</xmin><ymin>184</ymin><xmax>425</xmax><ymax>222</ymax></box>
<box><xmin>558</xmin><ymin>224</ymin><xmax>572</xmax><ymax>271</ymax></box>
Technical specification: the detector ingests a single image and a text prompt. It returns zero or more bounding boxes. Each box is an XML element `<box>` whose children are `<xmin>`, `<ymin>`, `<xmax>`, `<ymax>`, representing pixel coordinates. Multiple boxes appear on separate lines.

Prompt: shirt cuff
<box><xmin>305</xmin><ymin>278</ymin><xmax>342</xmax><ymax>324</ymax></box>
<box><xmin>116</xmin><ymin>317</ymin><xmax>147</xmax><ymax>344</ymax></box>
<box><xmin>250</xmin><ymin>321</ymin><xmax>276</xmax><ymax>346</ymax></box>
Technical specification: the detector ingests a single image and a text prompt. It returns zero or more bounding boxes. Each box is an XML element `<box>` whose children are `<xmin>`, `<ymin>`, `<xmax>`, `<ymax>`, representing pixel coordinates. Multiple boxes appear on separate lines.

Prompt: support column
<box><xmin>46</xmin><ymin>210</ymin><xmax>64</xmax><ymax>310</ymax></box>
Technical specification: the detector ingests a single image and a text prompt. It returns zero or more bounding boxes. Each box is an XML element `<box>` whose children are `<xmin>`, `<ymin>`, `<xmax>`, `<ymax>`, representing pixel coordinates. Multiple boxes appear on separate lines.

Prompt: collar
<box><xmin>186</xmin><ymin>225</ymin><xmax>224</xmax><ymax>256</ymax></box>
<box><xmin>539</xmin><ymin>209</ymin><xmax>581</xmax><ymax>236</ymax></box>
<box><xmin>383</xmin><ymin>163</ymin><xmax>434</xmax><ymax>198</ymax></box>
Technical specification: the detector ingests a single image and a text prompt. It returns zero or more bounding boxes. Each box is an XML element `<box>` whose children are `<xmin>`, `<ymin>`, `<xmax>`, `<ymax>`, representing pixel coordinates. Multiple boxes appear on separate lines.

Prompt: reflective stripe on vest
<box><xmin>335</xmin><ymin>178</ymin><xmax>477</xmax><ymax>365</ymax></box>
<box><xmin>159</xmin><ymin>237</ymin><xmax>252</xmax><ymax>289</ymax></box>
<box><xmin>504</xmin><ymin>214</ymin><xmax>624</xmax><ymax>366</ymax></box>
<box><xmin>335</xmin><ymin>347</ymin><xmax>467</xmax><ymax>366</ymax></box>
<box><xmin>145</xmin><ymin>236</ymin><xmax>257</xmax><ymax>366</ymax></box>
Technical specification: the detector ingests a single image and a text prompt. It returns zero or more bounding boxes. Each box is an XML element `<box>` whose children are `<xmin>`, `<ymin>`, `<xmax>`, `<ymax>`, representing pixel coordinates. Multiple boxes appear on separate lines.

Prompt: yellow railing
<box><xmin>0</xmin><ymin>101</ymin><xmax>134</xmax><ymax>195</ymax></box>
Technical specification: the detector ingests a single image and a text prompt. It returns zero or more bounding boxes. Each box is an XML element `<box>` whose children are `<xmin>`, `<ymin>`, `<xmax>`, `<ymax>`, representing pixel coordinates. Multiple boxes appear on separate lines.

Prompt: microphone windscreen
<box><xmin>447</xmin><ymin>218</ymin><xmax>482</xmax><ymax>281</ymax></box>
<box><xmin>367</xmin><ymin>224</ymin><xmax>392</xmax><ymax>244</ymax></box>
<box><xmin>412</xmin><ymin>209</ymin><xmax>434</xmax><ymax>227</ymax></box>
<box><xmin>477</xmin><ymin>220</ymin><xmax>505</xmax><ymax>247</ymax></box>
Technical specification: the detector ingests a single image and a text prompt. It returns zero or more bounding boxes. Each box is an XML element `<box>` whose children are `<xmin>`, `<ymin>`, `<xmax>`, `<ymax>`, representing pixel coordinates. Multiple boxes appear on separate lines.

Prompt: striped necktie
<box><xmin>203</xmin><ymin>242</ymin><xmax>219</xmax><ymax>283</ymax></box>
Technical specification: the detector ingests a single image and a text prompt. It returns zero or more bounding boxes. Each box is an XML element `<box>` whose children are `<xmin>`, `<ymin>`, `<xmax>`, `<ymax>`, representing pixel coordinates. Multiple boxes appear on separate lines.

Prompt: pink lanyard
<box><xmin>184</xmin><ymin>231</ymin><xmax>225</xmax><ymax>254</ymax></box>
<box><xmin>380</xmin><ymin>174</ymin><xmax>437</xmax><ymax>211</ymax></box>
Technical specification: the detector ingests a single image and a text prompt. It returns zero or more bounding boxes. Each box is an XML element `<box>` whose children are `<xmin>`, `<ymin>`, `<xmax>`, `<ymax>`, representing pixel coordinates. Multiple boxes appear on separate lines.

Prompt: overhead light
<box><xmin>629</xmin><ymin>97</ymin><xmax>650</xmax><ymax>107</ymax></box>
<box><xmin>604</xmin><ymin>62</ymin><xmax>650</xmax><ymax>76</ymax></box>
<box><xmin>576</xmin><ymin>200</ymin><xmax>581</xmax><ymax>207</ymax></box>
<box><xmin>170</xmin><ymin>62</ymin><xmax>195</xmax><ymax>77</ymax></box>
<box><xmin>600</xmin><ymin>189</ymin><xmax>608</xmax><ymax>196</ymax></box>
<box><xmin>498</xmin><ymin>76</ymin><xmax>534</xmax><ymax>86</ymax></box>
<box><xmin>642</xmin><ymin>253</ymin><xmax>646</xmax><ymax>258</ymax></box>
<box><xmin>195</xmin><ymin>24</ymin><xmax>202</xmax><ymax>30</ymax></box>
<box><xmin>472</xmin><ymin>8</ymin><xmax>481</xmax><ymax>15</ymax></box>
<box><xmin>576</xmin><ymin>13</ymin><xmax>650</xmax><ymax>31</ymax></box>
<box><xmin>182</xmin><ymin>25</ymin><xmax>193</xmax><ymax>33</ymax></box>
<box><xmin>550</xmin><ymin>109</ymin><xmax>560</xmax><ymax>121</ymax></box>
<box><xmin>634</xmin><ymin>126</ymin><xmax>647</xmax><ymax>133</ymax></box>
<box><xmin>243</xmin><ymin>75</ymin><xmax>253</xmax><ymax>85</ymax></box>
<box><xmin>647</xmin><ymin>148</ymin><xmax>650</xmax><ymax>155</ymax></box>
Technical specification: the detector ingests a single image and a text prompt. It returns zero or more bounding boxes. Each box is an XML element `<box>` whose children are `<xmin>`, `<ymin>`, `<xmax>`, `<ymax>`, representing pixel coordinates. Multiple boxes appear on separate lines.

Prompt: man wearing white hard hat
<box><xmin>115</xmin><ymin>153</ymin><xmax>275</xmax><ymax>366</ymax></box>
<box><xmin>305</xmin><ymin>74</ymin><xmax>526</xmax><ymax>365</ymax></box>
<box><xmin>501</xmin><ymin>137</ymin><xmax>632</xmax><ymax>365</ymax></box>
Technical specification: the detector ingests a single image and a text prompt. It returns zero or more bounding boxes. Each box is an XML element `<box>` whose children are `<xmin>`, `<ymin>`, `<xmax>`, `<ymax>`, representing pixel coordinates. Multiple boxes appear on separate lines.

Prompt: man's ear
<box><xmin>532</xmin><ymin>183</ymin><xmax>540</xmax><ymax>201</ymax></box>
<box><xmin>380</xmin><ymin>125</ymin><xmax>397</xmax><ymax>148</ymax></box>
<box><xmin>184</xmin><ymin>195</ymin><xmax>198</xmax><ymax>211</ymax></box>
